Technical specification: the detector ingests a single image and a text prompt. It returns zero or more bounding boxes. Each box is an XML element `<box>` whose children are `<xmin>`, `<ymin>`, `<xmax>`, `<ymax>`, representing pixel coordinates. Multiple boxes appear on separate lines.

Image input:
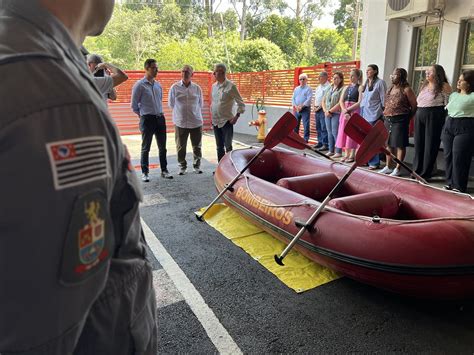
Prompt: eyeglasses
<box><xmin>299</xmin><ymin>78</ymin><xmax>307</xmax><ymax>81</ymax></box>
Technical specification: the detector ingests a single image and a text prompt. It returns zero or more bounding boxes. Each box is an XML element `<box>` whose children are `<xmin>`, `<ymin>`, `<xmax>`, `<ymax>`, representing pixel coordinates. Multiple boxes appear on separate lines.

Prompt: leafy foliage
<box><xmin>251</xmin><ymin>15</ymin><xmax>306</xmax><ymax>66</ymax></box>
<box><xmin>308</xmin><ymin>28</ymin><xmax>352</xmax><ymax>63</ymax></box>
<box><xmin>84</xmin><ymin>3</ymin><xmax>356</xmax><ymax>71</ymax></box>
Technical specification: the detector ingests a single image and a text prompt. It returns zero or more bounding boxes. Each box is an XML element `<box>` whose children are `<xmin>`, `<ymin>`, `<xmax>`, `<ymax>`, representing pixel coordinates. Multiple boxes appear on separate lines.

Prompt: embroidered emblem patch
<box><xmin>76</xmin><ymin>201</ymin><xmax>106</xmax><ymax>273</ymax></box>
<box><xmin>60</xmin><ymin>189</ymin><xmax>112</xmax><ymax>285</ymax></box>
<box><xmin>46</xmin><ymin>136</ymin><xmax>110</xmax><ymax>190</ymax></box>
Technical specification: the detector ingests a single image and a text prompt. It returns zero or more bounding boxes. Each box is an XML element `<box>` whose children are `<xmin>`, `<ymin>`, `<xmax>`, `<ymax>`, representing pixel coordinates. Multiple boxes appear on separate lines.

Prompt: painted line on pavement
<box><xmin>152</xmin><ymin>269</ymin><xmax>184</xmax><ymax>308</ymax></box>
<box><xmin>142</xmin><ymin>219</ymin><xmax>243</xmax><ymax>355</ymax></box>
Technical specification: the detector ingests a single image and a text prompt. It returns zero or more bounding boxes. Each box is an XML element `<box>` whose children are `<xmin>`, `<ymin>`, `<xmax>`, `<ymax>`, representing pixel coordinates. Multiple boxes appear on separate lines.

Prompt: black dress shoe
<box><xmin>443</xmin><ymin>185</ymin><xmax>452</xmax><ymax>190</ymax></box>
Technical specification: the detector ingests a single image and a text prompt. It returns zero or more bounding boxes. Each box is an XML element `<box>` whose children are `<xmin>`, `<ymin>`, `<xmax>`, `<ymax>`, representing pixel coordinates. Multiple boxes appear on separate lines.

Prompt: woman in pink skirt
<box><xmin>335</xmin><ymin>68</ymin><xmax>363</xmax><ymax>162</ymax></box>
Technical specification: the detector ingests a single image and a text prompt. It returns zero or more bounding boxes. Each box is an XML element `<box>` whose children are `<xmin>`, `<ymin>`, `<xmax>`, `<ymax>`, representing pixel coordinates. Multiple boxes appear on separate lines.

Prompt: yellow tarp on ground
<box><xmin>200</xmin><ymin>203</ymin><xmax>340</xmax><ymax>293</ymax></box>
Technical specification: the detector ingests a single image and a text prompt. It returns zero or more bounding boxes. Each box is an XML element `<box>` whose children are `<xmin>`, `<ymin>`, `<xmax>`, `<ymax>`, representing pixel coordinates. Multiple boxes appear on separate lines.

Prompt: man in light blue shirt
<box><xmin>131</xmin><ymin>58</ymin><xmax>172</xmax><ymax>181</ymax></box>
<box><xmin>313</xmin><ymin>71</ymin><xmax>331</xmax><ymax>150</ymax></box>
<box><xmin>292</xmin><ymin>73</ymin><xmax>313</xmax><ymax>142</ymax></box>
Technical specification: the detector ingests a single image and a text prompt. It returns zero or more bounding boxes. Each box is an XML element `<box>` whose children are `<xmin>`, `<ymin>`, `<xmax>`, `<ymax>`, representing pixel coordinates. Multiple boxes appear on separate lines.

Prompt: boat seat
<box><xmin>276</xmin><ymin>172</ymin><xmax>339</xmax><ymax>201</ymax></box>
<box><xmin>328</xmin><ymin>190</ymin><xmax>400</xmax><ymax>218</ymax></box>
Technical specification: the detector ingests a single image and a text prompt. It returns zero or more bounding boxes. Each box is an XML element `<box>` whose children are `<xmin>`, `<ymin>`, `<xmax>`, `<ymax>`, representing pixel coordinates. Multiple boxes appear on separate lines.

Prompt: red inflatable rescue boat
<box><xmin>215</xmin><ymin>147</ymin><xmax>474</xmax><ymax>299</ymax></box>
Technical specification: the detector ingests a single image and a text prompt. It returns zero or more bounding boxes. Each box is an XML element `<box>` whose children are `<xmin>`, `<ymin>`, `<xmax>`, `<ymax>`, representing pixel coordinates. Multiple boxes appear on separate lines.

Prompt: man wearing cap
<box><xmin>313</xmin><ymin>71</ymin><xmax>331</xmax><ymax>150</ymax></box>
<box><xmin>169</xmin><ymin>65</ymin><xmax>204</xmax><ymax>175</ymax></box>
<box><xmin>131</xmin><ymin>58</ymin><xmax>173</xmax><ymax>181</ymax></box>
<box><xmin>211</xmin><ymin>63</ymin><xmax>246</xmax><ymax>161</ymax></box>
<box><xmin>0</xmin><ymin>1</ymin><xmax>157</xmax><ymax>354</ymax></box>
<box><xmin>292</xmin><ymin>73</ymin><xmax>313</xmax><ymax>142</ymax></box>
<box><xmin>86</xmin><ymin>53</ymin><xmax>128</xmax><ymax>102</ymax></box>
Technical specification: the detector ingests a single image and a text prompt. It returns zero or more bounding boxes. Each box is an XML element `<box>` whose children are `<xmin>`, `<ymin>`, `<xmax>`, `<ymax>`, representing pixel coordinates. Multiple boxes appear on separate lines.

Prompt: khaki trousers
<box><xmin>175</xmin><ymin>125</ymin><xmax>202</xmax><ymax>169</ymax></box>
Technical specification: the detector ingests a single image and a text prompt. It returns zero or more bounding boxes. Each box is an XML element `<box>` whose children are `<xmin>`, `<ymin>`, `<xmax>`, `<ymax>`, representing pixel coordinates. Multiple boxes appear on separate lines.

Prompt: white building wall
<box><xmin>361</xmin><ymin>0</ymin><xmax>474</xmax><ymax>85</ymax></box>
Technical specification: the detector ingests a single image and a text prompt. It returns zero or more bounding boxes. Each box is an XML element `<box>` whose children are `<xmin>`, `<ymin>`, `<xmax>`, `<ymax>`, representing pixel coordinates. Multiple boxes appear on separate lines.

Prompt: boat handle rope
<box><xmin>229</xmin><ymin>151</ymin><xmax>474</xmax><ymax>224</ymax></box>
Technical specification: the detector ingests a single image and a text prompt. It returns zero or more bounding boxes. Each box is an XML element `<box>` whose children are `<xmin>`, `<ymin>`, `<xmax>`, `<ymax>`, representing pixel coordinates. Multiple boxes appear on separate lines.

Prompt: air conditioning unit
<box><xmin>386</xmin><ymin>0</ymin><xmax>445</xmax><ymax>20</ymax></box>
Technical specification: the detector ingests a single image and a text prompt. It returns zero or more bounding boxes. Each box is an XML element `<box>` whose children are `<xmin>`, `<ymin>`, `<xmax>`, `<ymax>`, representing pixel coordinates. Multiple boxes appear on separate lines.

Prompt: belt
<box><xmin>142</xmin><ymin>113</ymin><xmax>164</xmax><ymax>118</ymax></box>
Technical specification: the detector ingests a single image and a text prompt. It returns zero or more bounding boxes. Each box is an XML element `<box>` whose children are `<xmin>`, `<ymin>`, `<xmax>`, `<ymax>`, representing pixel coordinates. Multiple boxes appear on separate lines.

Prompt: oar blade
<box><xmin>344</xmin><ymin>113</ymin><xmax>372</xmax><ymax>145</ymax></box>
<box><xmin>281</xmin><ymin>131</ymin><xmax>307</xmax><ymax>150</ymax></box>
<box><xmin>355</xmin><ymin>120</ymin><xmax>388</xmax><ymax>166</ymax></box>
<box><xmin>264</xmin><ymin>112</ymin><xmax>297</xmax><ymax>149</ymax></box>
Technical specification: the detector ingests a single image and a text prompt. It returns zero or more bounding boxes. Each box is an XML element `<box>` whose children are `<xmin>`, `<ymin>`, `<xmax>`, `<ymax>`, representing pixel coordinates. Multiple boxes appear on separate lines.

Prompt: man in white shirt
<box><xmin>313</xmin><ymin>71</ymin><xmax>331</xmax><ymax>150</ymax></box>
<box><xmin>211</xmin><ymin>63</ymin><xmax>245</xmax><ymax>161</ymax></box>
<box><xmin>86</xmin><ymin>53</ymin><xmax>128</xmax><ymax>102</ymax></box>
<box><xmin>169</xmin><ymin>65</ymin><xmax>204</xmax><ymax>175</ymax></box>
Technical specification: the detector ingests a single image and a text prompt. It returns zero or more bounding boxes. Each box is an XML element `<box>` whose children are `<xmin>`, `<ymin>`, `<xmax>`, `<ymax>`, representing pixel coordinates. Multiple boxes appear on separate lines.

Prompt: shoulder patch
<box><xmin>46</xmin><ymin>136</ymin><xmax>110</xmax><ymax>190</ymax></box>
<box><xmin>59</xmin><ymin>189</ymin><xmax>112</xmax><ymax>285</ymax></box>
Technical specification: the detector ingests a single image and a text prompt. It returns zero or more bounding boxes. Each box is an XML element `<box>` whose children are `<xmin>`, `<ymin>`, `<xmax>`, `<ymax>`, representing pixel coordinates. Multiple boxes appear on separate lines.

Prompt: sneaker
<box><xmin>193</xmin><ymin>167</ymin><xmax>203</xmax><ymax>174</ymax></box>
<box><xmin>389</xmin><ymin>167</ymin><xmax>401</xmax><ymax>176</ymax></box>
<box><xmin>317</xmin><ymin>145</ymin><xmax>329</xmax><ymax>152</ymax></box>
<box><xmin>313</xmin><ymin>143</ymin><xmax>323</xmax><ymax>149</ymax></box>
<box><xmin>332</xmin><ymin>153</ymin><xmax>342</xmax><ymax>158</ymax></box>
<box><xmin>443</xmin><ymin>185</ymin><xmax>453</xmax><ymax>190</ymax></box>
<box><xmin>327</xmin><ymin>152</ymin><xmax>335</xmax><ymax>157</ymax></box>
<box><xmin>368</xmin><ymin>165</ymin><xmax>380</xmax><ymax>170</ymax></box>
<box><xmin>178</xmin><ymin>167</ymin><xmax>187</xmax><ymax>175</ymax></box>
<box><xmin>161</xmin><ymin>171</ymin><xmax>173</xmax><ymax>179</ymax></box>
<box><xmin>142</xmin><ymin>173</ymin><xmax>149</xmax><ymax>182</ymax></box>
<box><xmin>379</xmin><ymin>166</ymin><xmax>393</xmax><ymax>174</ymax></box>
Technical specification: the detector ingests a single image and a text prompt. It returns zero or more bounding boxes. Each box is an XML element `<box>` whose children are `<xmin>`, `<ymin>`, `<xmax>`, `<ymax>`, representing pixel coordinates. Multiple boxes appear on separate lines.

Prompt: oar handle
<box><xmin>287</xmin><ymin>135</ymin><xmax>334</xmax><ymax>161</ymax></box>
<box><xmin>380</xmin><ymin>147</ymin><xmax>427</xmax><ymax>183</ymax></box>
<box><xmin>196</xmin><ymin>146</ymin><xmax>266</xmax><ymax>221</ymax></box>
<box><xmin>275</xmin><ymin>164</ymin><xmax>357</xmax><ymax>264</ymax></box>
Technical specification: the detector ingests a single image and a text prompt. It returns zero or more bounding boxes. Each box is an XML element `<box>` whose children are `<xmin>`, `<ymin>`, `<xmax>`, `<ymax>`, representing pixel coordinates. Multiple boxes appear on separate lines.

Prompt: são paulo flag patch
<box><xmin>46</xmin><ymin>136</ymin><xmax>110</xmax><ymax>190</ymax></box>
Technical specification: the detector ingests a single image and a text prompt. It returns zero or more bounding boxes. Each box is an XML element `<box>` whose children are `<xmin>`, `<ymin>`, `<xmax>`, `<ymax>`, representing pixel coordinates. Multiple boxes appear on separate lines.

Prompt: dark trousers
<box><xmin>413</xmin><ymin>106</ymin><xmax>446</xmax><ymax>179</ymax></box>
<box><xmin>442</xmin><ymin>117</ymin><xmax>474</xmax><ymax>192</ymax></box>
<box><xmin>213</xmin><ymin>121</ymin><xmax>234</xmax><ymax>162</ymax></box>
<box><xmin>175</xmin><ymin>125</ymin><xmax>202</xmax><ymax>169</ymax></box>
<box><xmin>140</xmin><ymin>114</ymin><xmax>167</xmax><ymax>174</ymax></box>
<box><xmin>294</xmin><ymin>107</ymin><xmax>311</xmax><ymax>142</ymax></box>
<box><xmin>315</xmin><ymin>108</ymin><xmax>328</xmax><ymax>146</ymax></box>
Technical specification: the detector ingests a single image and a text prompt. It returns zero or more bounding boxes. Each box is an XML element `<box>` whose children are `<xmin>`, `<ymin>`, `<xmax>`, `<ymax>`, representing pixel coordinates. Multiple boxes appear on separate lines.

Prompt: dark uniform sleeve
<box><xmin>73</xmin><ymin>145</ymin><xmax>158</xmax><ymax>355</ymax></box>
<box><xmin>0</xmin><ymin>102</ymin><xmax>119</xmax><ymax>354</ymax></box>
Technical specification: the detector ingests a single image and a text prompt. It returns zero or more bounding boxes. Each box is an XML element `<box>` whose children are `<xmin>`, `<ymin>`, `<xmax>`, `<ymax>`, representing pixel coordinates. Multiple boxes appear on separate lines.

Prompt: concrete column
<box><xmin>360</xmin><ymin>0</ymin><xmax>401</xmax><ymax>82</ymax></box>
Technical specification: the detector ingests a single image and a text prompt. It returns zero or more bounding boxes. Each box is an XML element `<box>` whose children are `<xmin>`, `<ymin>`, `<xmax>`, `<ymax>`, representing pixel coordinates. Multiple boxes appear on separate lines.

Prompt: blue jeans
<box><xmin>315</xmin><ymin>109</ymin><xmax>328</xmax><ymax>146</ymax></box>
<box><xmin>324</xmin><ymin>113</ymin><xmax>341</xmax><ymax>153</ymax></box>
<box><xmin>367</xmin><ymin>120</ymin><xmax>381</xmax><ymax>167</ymax></box>
<box><xmin>213</xmin><ymin>121</ymin><xmax>234</xmax><ymax>162</ymax></box>
<box><xmin>294</xmin><ymin>107</ymin><xmax>311</xmax><ymax>142</ymax></box>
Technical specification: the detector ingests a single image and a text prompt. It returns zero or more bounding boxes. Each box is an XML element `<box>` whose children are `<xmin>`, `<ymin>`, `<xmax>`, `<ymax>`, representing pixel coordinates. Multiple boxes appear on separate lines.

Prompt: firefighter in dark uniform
<box><xmin>0</xmin><ymin>0</ymin><xmax>157</xmax><ymax>354</ymax></box>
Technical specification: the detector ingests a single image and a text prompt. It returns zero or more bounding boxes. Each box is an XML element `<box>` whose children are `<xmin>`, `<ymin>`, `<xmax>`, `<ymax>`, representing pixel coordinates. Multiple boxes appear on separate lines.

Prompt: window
<box><xmin>461</xmin><ymin>20</ymin><xmax>474</xmax><ymax>72</ymax></box>
<box><xmin>412</xmin><ymin>25</ymin><xmax>440</xmax><ymax>93</ymax></box>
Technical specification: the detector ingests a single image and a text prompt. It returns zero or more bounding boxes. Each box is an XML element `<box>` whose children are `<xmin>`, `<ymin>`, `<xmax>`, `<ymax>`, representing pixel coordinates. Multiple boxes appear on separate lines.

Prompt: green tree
<box><xmin>230</xmin><ymin>0</ymin><xmax>286</xmax><ymax>40</ymax></box>
<box><xmin>308</xmin><ymin>28</ymin><xmax>352</xmax><ymax>64</ymax></box>
<box><xmin>333</xmin><ymin>0</ymin><xmax>359</xmax><ymax>31</ymax></box>
<box><xmin>287</xmin><ymin>0</ymin><xmax>329</xmax><ymax>28</ymax></box>
<box><xmin>155</xmin><ymin>37</ymin><xmax>209</xmax><ymax>70</ymax></box>
<box><xmin>84</xmin><ymin>6</ymin><xmax>161</xmax><ymax>69</ymax></box>
<box><xmin>232</xmin><ymin>38</ymin><xmax>287</xmax><ymax>72</ymax></box>
<box><xmin>251</xmin><ymin>14</ymin><xmax>306</xmax><ymax>66</ymax></box>
<box><xmin>333</xmin><ymin>0</ymin><xmax>362</xmax><ymax>59</ymax></box>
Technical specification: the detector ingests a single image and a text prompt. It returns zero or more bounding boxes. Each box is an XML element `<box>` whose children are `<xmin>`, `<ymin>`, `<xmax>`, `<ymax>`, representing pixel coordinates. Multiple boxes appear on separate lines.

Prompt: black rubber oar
<box><xmin>282</xmin><ymin>131</ymin><xmax>335</xmax><ymax>161</ymax></box>
<box><xmin>345</xmin><ymin>113</ymin><xmax>427</xmax><ymax>184</ymax></box>
<box><xmin>196</xmin><ymin>112</ymin><xmax>297</xmax><ymax>221</ymax></box>
<box><xmin>274</xmin><ymin>120</ymin><xmax>388</xmax><ymax>266</ymax></box>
